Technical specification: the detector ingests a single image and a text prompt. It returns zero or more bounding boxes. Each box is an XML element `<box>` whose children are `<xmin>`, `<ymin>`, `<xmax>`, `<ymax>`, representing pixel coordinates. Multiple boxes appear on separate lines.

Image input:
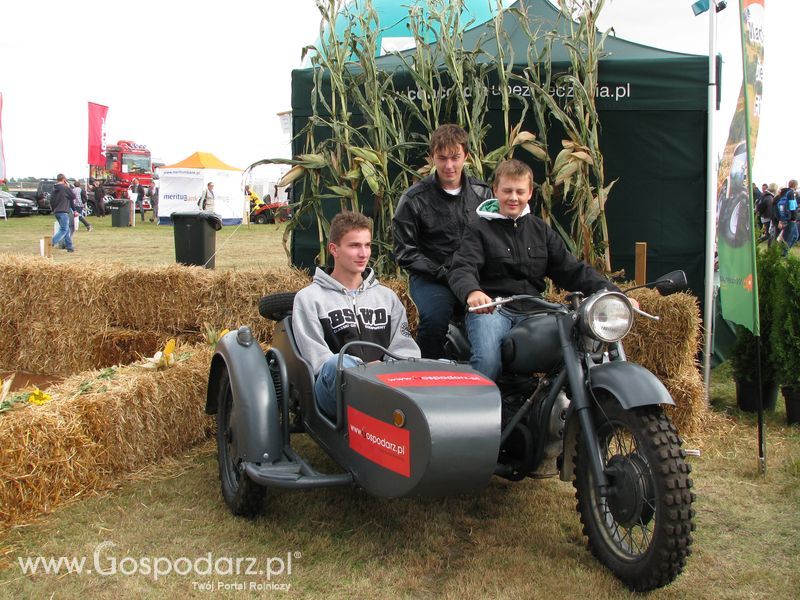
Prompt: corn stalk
<box><xmin>252</xmin><ymin>0</ymin><xmax>614</xmax><ymax>275</ymax></box>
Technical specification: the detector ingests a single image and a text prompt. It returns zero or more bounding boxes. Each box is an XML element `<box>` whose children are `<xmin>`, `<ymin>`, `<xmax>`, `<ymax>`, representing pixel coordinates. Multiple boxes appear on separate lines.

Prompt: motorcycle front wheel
<box><xmin>574</xmin><ymin>394</ymin><xmax>695</xmax><ymax>591</ymax></box>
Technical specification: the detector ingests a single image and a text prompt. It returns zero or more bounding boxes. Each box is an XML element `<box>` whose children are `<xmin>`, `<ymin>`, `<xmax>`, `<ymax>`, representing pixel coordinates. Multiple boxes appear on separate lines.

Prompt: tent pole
<box><xmin>702</xmin><ymin>4</ymin><xmax>719</xmax><ymax>400</ymax></box>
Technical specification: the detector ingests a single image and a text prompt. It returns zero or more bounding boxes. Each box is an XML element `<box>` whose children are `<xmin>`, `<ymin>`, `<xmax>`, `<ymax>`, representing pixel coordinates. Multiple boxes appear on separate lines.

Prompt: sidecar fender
<box><xmin>559</xmin><ymin>362</ymin><xmax>674</xmax><ymax>481</ymax></box>
<box><xmin>205</xmin><ymin>330</ymin><xmax>283</xmax><ymax>464</ymax></box>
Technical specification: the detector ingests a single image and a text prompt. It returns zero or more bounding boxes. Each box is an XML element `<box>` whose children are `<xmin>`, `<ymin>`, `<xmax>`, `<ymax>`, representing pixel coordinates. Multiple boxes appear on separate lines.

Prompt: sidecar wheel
<box><xmin>216</xmin><ymin>367</ymin><xmax>266</xmax><ymax>517</ymax></box>
<box><xmin>573</xmin><ymin>395</ymin><xmax>695</xmax><ymax>592</ymax></box>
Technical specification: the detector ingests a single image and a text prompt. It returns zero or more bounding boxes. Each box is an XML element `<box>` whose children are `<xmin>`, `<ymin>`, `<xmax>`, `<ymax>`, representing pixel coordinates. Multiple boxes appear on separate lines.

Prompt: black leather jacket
<box><xmin>447</xmin><ymin>207</ymin><xmax>618</xmax><ymax>304</ymax></box>
<box><xmin>49</xmin><ymin>183</ymin><xmax>75</xmax><ymax>214</ymax></box>
<box><xmin>392</xmin><ymin>173</ymin><xmax>492</xmax><ymax>282</ymax></box>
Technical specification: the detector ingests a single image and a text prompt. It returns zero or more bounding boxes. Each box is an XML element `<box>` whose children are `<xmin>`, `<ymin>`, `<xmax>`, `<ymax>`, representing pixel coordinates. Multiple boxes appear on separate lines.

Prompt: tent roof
<box><xmin>292</xmin><ymin>0</ymin><xmax>710</xmax><ymax>114</ymax></box>
<box><xmin>161</xmin><ymin>152</ymin><xmax>240</xmax><ymax>171</ymax></box>
<box><xmin>375</xmin><ymin>0</ymin><xmax>702</xmax><ymax>68</ymax></box>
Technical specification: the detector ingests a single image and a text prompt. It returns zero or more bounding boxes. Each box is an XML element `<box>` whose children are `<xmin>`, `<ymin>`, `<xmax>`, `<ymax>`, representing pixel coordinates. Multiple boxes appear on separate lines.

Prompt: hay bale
<box><xmin>197</xmin><ymin>267</ymin><xmax>310</xmax><ymax>343</ymax></box>
<box><xmin>100</xmin><ymin>265</ymin><xmax>215</xmax><ymax>333</ymax></box>
<box><xmin>662</xmin><ymin>364</ymin><xmax>709</xmax><ymax>437</ymax></box>
<box><xmin>382</xmin><ymin>277</ymin><xmax>418</xmax><ymax>338</ymax></box>
<box><xmin>624</xmin><ymin>288</ymin><xmax>702</xmax><ymax>380</ymax></box>
<box><xmin>0</xmin><ymin>344</ymin><xmax>213</xmax><ymax>527</ymax></box>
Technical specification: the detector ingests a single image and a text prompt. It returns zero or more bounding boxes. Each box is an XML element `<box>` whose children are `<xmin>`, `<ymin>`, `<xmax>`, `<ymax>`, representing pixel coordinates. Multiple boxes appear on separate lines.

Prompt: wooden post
<box><xmin>40</xmin><ymin>236</ymin><xmax>53</xmax><ymax>258</ymax></box>
<box><xmin>635</xmin><ymin>242</ymin><xmax>647</xmax><ymax>285</ymax></box>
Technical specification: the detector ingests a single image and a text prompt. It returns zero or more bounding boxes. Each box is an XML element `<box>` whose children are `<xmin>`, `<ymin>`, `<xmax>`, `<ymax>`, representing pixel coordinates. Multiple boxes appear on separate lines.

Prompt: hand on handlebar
<box><xmin>467</xmin><ymin>290</ymin><xmax>495</xmax><ymax>314</ymax></box>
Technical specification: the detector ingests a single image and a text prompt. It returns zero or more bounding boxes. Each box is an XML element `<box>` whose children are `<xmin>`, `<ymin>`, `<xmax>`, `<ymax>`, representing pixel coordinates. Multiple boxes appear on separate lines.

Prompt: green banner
<box><xmin>717</xmin><ymin>0</ymin><xmax>765</xmax><ymax>335</ymax></box>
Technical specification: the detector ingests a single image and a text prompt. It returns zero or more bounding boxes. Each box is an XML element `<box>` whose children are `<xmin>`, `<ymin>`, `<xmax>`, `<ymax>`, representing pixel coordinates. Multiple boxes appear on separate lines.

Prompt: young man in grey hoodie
<box><xmin>293</xmin><ymin>211</ymin><xmax>420</xmax><ymax>419</ymax></box>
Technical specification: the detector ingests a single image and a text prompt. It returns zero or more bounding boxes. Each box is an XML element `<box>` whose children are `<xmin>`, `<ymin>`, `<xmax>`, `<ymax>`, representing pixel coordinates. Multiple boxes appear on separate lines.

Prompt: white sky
<box><xmin>0</xmin><ymin>0</ymin><xmax>793</xmax><ymax>186</ymax></box>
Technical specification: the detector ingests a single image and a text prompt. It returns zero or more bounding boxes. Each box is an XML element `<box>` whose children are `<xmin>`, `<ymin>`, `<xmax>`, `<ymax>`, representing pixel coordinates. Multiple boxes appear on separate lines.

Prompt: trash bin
<box><xmin>171</xmin><ymin>211</ymin><xmax>223</xmax><ymax>269</ymax></box>
<box><xmin>108</xmin><ymin>199</ymin><xmax>132</xmax><ymax>227</ymax></box>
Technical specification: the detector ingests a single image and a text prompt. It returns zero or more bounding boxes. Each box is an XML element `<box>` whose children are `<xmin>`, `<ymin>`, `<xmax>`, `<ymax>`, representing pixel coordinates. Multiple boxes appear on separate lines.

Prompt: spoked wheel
<box><xmin>216</xmin><ymin>367</ymin><xmax>265</xmax><ymax>517</ymax></box>
<box><xmin>574</xmin><ymin>395</ymin><xmax>695</xmax><ymax>591</ymax></box>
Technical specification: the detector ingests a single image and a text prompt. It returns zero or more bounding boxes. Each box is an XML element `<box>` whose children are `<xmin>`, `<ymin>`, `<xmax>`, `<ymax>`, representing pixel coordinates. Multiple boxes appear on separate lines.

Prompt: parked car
<box><xmin>1</xmin><ymin>190</ymin><xmax>38</xmax><ymax>217</ymax></box>
<box><xmin>16</xmin><ymin>178</ymin><xmax>57</xmax><ymax>214</ymax></box>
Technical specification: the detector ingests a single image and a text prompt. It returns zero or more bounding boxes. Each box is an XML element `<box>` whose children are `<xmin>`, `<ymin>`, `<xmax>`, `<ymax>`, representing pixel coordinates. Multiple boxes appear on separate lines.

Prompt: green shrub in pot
<box><xmin>728</xmin><ymin>245</ymin><xmax>781</xmax><ymax>411</ymax></box>
<box><xmin>768</xmin><ymin>249</ymin><xmax>800</xmax><ymax>423</ymax></box>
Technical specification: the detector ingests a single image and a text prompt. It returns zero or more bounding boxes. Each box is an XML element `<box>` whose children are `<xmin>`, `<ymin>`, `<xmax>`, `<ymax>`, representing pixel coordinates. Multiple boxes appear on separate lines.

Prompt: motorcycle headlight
<box><xmin>579</xmin><ymin>291</ymin><xmax>633</xmax><ymax>343</ymax></box>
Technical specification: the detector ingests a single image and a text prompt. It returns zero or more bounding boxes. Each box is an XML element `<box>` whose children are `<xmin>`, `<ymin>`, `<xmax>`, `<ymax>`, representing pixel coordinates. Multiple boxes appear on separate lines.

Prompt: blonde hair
<box><xmin>493</xmin><ymin>159</ymin><xmax>534</xmax><ymax>191</ymax></box>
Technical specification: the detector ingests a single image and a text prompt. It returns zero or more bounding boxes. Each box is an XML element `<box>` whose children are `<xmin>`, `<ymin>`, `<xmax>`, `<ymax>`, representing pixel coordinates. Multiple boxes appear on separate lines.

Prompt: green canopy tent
<box><xmin>289</xmin><ymin>0</ymin><xmax>717</xmax><ymax>303</ymax></box>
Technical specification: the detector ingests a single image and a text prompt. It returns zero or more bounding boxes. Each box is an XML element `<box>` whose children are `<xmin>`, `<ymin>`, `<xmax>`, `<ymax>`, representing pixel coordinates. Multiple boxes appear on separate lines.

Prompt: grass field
<box><xmin>0</xmin><ymin>214</ymin><xmax>798</xmax><ymax>598</ymax></box>
<box><xmin>0</xmin><ymin>213</ymin><xmax>293</xmax><ymax>270</ymax></box>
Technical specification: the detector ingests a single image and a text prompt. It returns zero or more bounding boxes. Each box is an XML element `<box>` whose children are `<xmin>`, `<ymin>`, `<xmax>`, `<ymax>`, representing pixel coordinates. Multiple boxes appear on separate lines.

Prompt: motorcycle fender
<box><xmin>588</xmin><ymin>361</ymin><xmax>675</xmax><ymax>409</ymax></box>
<box><xmin>559</xmin><ymin>362</ymin><xmax>674</xmax><ymax>482</ymax></box>
<box><xmin>205</xmin><ymin>332</ymin><xmax>283</xmax><ymax>464</ymax></box>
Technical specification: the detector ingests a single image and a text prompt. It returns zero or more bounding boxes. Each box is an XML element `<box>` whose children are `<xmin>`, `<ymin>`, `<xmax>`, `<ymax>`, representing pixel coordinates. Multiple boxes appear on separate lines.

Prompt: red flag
<box><xmin>87</xmin><ymin>102</ymin><xmax>109</xmax><ymax>167</ymax></box>
<box><xmin>0</xmin><ymin>92</ymin><xmax>7</xmax><ymax>181</ymax></box>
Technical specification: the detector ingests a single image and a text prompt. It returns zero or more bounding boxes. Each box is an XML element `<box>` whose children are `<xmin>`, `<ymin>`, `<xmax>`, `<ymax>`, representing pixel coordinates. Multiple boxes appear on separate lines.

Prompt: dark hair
<box><xmin>56</xmin><ymin>173</ymin><xmax>66</xmax><ymax>182</ymax></box>
<box><xmin>430</xmin><ymin>124</ymin><xmax>469</xmax><ymax>155</ymax></box>
<box><xmin>492</xmin><ymin>159</ymin><xmax>534</xmax><ymax>190</ymax></box>
<box><xmin>329</xmin><ymin>211</ymin><xmax>373</xmax><ymax>245</ymax></box>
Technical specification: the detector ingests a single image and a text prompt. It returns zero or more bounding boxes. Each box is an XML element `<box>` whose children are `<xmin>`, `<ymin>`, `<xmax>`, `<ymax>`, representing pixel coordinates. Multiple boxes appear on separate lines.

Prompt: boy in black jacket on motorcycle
<box><xmin>447</xmin><ymin>159</ymin><xmax>624</xmax><ymax>380</ymax></box>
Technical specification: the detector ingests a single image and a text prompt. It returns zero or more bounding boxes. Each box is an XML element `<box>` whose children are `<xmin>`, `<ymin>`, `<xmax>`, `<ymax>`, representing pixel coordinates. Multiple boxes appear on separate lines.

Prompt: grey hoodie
<box><xmin>292</xmin><ymin>267</ymin><xmax>420</xmax><ymax>375</ymax></box>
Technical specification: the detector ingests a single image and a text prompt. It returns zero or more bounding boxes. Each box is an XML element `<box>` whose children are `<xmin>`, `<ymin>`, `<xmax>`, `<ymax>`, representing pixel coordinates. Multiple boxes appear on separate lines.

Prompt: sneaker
<box><xmin>67</xmin><ymin>249</ymin><xmax>75</xmax><ymax>253</ymax></box>
<box><xmin>87</xmin><ymin>226</ymin><xmax>93</xmax><ymax>232</ymax></box>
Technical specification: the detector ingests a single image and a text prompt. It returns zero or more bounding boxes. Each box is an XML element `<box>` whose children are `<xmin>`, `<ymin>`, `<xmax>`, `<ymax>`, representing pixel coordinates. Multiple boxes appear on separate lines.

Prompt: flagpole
<box><xmin>703</xmin><ymin>2</ymin><xmax>719</xmax><ymax>399</ymax></box>
<box><xmin>737</xmin><ymin>0</ymin><xmax>765</xmax><ymax>474</ymax></box>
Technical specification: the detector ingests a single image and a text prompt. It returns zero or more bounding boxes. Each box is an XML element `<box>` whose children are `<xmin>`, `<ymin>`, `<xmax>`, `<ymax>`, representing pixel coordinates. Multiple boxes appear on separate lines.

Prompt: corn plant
<box><xmin>253</xmin><ymin>0</ymin><xmax>613</xmax><ymax>275</ymax></box>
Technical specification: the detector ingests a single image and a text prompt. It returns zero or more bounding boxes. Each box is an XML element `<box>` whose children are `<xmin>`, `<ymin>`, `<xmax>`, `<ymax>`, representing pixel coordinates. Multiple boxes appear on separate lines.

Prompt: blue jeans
<box><xmin>409</xmin><ymin>274</ymin><xmax>459</xmax><ymax>359</ymax></box>
<box><xmin>466</xmin><ymin>308</ymin><xmax>528</xmax><ymax>380</ymax></box>
<box><xmin>315</xmin><ymin>354</ymin><xmax>361</xmax><ymax>419</ymax></box>
<box><xmin>781</xmin><ymin>222</ymin><xmax>798</xmax><ymax>254</ymax></box>
<box><xmin>51</xmin><ymin>212</ymin><xmax>74</xmax><ymax>251</ymax></box>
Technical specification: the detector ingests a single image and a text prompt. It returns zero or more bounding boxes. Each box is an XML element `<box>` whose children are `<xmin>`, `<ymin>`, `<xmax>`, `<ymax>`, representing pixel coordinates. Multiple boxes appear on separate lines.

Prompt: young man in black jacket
<box><xmin>392</xmin><ymin>124</ymin><xmax>492</xmax><ymax>359</ymax></box>
<box><xmin>447</xmin><ymin>160</ymin><xmax>621</xmax><ymax>380</ymax></box>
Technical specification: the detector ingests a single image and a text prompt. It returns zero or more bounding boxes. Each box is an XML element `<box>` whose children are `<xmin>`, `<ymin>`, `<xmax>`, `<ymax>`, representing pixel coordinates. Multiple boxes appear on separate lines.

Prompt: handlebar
<box><xmin>469</xmin><ymin>293</ymin><xmax>661</xmax><ymax>321</ymax></box>
<box><xmin>467</xmin><ymin>294</ymin><xmax>565</xmax><ymax>313</ymax></box>
<box><xmin>336</xmin><ymin>341</ymin><xmax>412</xmax><ymax>369</ymax></box>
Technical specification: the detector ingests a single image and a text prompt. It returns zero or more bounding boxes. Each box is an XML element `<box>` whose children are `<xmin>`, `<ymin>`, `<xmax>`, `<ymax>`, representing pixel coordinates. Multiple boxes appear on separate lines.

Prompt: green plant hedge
<box><xmin>769</xmin><ymin>249</ymin><xmax>800</xmax><ymax>387</ymax></box>
<box><xmin>729</xmin><ymin>244</ymin><xmax>782</xmax><ymax>383</ymax></box>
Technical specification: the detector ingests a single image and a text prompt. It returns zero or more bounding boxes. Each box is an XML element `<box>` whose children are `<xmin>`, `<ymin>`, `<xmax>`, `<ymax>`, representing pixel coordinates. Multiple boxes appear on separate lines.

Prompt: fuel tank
<box><xmin>501</xmin><ymin>314</ymin><xmax>562</xmax><ymax>374</ymax></box>
<box><xmin>335</xmin><ymin>360</ymin><xmax>502</xmax><ymax>498</ymax></box>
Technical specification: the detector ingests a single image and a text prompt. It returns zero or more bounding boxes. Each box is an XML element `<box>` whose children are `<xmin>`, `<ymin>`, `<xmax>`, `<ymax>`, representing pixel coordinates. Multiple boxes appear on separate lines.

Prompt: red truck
<box><xmin>90</xmin><ymin>140</ymin><xmax>153</xmax><ymax>203</ymax></box>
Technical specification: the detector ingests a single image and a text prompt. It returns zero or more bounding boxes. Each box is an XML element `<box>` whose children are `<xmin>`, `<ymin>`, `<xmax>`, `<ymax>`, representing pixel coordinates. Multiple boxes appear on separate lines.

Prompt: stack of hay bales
<box><xmin>0</xmin><ymin>255</ymin><xmax>309</xmax><ymax>374</ymax></box>
<box><xmin>0</xmin><ymin>344</ymin><xmax>212</xmax><ymax>525</ymax></box>
<box><xmin>625</xmin><ymin>288</ymin><xmax>708</xmax><ymax>434</ymax></box>
<box><xmin>0</xmin><ymin>254</ymin><xmax>706</xmax><ymax>527</ymax></box>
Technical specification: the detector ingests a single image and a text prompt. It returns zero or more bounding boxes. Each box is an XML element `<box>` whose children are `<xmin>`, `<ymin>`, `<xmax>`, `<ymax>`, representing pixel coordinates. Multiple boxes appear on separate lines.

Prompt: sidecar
<box><xmin>204</xmin><ymin>295</ymin><xmax>502</xmax><ymax>514</ymax></box>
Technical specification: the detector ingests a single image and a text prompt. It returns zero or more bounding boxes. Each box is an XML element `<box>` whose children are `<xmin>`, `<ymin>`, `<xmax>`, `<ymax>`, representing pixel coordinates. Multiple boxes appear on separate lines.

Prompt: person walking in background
<box><xmin>91</xmin><ymin>178</ymin><xmax>106</xmax><ymax>216</ymax></box>
<box><xmin>129</xmin><ymin>178</ymin><xmax>146</xmax><ymax>222</ymax></box>
<box><xmin>71</xmin><ymin>181</ymin><xmax>92</xmax><ymax>231</ymax></box>
<box><xmin>198</xmin><ymin>181</ymin><xmax>215</xmax><ymax>213</ymax></box>
<box><xmin>149</xmin><ymin>175</ymin><xmax>159</xmax><ymax>223</ymax></box>
<box><xmin>50</xmin><ymin>174</ymin><xmax>75</xmax><ymax>253</ymax></box>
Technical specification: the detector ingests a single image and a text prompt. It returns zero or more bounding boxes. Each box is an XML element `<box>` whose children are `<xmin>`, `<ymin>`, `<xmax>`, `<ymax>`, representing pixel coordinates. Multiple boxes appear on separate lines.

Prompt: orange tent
<box><xmin>160</xmin><ymin>151</ymin><xmax>240</xmax><ymax>171</ymax></box>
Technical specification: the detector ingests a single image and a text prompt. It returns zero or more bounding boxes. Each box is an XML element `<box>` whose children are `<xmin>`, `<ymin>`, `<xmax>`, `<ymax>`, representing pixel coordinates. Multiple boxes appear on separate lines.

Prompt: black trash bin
<box><xmin>171</xmin><ymin>211</ymin><xmax>223</xmax><ymax>269</ymax></box>
<box><xmin>108</xmin><ymin>199</ymin><xmax>132</xmax><ymax>227</ymax></box>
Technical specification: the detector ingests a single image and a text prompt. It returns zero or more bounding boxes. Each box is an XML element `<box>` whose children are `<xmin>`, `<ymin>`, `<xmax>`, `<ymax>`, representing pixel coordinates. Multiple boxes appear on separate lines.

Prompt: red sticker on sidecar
<box><xmin>376</xmin><ymin>371</ymin><xmax>494</xmax><ymax>388</ymax></box>
<box><xmin>347</xmin><ymin>406</ymin><xmax>410</xmax><ymax>477</ymax></box>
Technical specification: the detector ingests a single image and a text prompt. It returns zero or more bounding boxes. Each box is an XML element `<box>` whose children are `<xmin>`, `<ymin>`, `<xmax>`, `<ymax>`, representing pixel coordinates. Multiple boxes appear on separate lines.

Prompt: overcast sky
<box><xmin>0</xmin><ymin>0</ymin><xmax>792</xmax><ymax>185</ymax></box>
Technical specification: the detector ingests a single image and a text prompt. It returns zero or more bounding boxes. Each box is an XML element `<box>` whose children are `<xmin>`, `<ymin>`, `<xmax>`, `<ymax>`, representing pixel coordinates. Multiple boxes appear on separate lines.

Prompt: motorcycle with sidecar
<box><xmin>204</xmin><ymin>271</ymin><xmax>695</xmax><ymax>592</ymax></box>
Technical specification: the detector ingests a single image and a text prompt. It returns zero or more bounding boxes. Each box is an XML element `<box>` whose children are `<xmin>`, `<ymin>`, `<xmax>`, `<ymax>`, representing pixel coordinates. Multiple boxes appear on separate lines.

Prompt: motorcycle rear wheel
<box><xmin>574</xmin><ymin>395</ymin><xmax>695</xmax><ymax>591</ymax></box>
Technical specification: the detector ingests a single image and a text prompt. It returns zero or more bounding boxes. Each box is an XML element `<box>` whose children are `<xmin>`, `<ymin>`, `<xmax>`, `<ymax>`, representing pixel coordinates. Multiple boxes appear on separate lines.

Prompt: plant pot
<box><xmin>735</xmin><ymin>378</ymin><xmax>778</xmax><ymax>412</ymax></box>
<box><xmin>781</xmin><ymin>386</ymin><xmax>800</xmax><ymax>425</ymax></box>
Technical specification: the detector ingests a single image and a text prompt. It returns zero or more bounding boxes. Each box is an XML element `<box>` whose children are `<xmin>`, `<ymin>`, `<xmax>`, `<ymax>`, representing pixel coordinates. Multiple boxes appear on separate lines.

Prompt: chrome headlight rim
<box><xmin>578</xmin><ymin>290</ymin><xmax>633</xmax><ymax>343</ymax></box>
